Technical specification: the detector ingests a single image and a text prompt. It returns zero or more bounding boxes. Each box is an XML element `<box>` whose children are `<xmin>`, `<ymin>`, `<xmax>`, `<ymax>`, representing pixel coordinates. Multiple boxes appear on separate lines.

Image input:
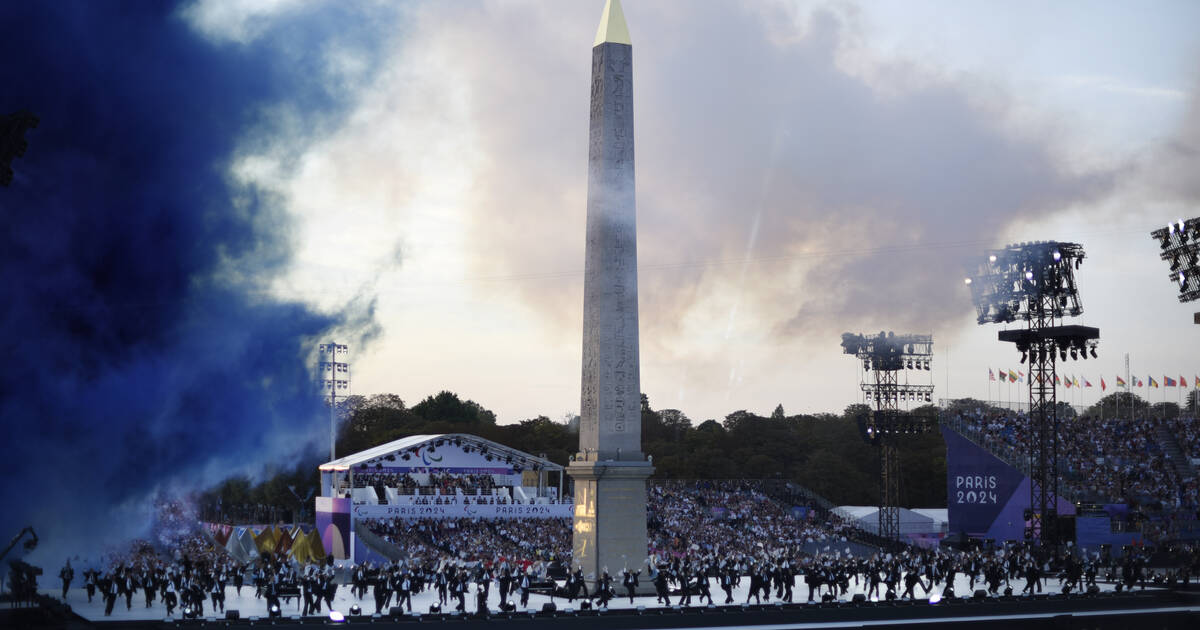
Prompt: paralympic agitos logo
<box><xmin>414</xmin><ymin>445</ymin><xmax>443</xmax><ymax>466</ymax></box>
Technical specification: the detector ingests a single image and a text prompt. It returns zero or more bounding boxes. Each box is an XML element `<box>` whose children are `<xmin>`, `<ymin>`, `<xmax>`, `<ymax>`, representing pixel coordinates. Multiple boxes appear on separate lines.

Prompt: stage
<box><xmin>34</xmin><ymin>574</ymin><xmax>1200</xmax><ymax>629</ymax></box>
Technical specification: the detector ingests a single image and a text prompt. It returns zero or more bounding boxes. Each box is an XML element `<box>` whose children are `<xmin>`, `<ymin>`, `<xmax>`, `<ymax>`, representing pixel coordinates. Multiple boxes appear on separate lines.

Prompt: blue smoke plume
<box><xmin>0</xmin><ymin>1</ymin><xmax>385</xmax><ymax>564</ymax></box>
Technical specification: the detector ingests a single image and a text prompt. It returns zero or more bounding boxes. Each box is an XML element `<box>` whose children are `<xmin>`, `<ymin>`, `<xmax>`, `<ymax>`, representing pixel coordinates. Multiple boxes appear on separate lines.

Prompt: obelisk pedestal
<box><xmin>568</xmin><ymin>0</ymin><xmax>654</xmax><ymax>589</ymax></box>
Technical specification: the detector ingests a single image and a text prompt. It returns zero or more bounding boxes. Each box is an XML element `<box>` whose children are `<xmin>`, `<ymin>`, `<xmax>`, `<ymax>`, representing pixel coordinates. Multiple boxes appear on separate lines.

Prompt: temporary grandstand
<box><xmin>315</xmin><ymin>434</ymin><xmax>569</xmax><ymax>562</ymax></box>
<box><xmin>318</xmin><ymin>433</ymin><xmax>566</xmax><ymax>507</ymax></box>
<box><xmin>939</xmin><ymin>405</ymin><xmax>1200</xmax><ymax>553</ymax></box>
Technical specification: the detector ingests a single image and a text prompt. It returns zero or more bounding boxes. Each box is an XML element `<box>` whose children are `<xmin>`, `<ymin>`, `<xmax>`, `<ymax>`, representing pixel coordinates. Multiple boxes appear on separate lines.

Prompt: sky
<box><xmin>198</xmin><ymin>0</ymin><xmax>1199</xmax><ymax>422</ymax></box>
<box><xmin>1</xmin><ymin>0</ymin><xmax>1199</xmax><ymax>560</ymax></box>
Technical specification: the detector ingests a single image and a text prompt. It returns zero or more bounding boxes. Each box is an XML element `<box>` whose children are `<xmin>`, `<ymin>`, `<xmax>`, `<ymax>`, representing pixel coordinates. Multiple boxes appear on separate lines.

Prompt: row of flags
<box><xmin>989</xmin><ymin>369</ymin><xmax>1200</xmax><ymax>391</ymax></box>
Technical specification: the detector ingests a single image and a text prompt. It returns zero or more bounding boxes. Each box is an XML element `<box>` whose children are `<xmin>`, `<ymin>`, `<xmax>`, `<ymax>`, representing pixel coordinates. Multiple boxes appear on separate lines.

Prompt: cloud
<box><xmin>0</xmin><ymin>1</ymin><xmax>383</xmax><ymax>563</ymax></box>
<box><xmin>222</xmin><ymin>1</ymin><xmax>1135</xmax><ymax>419</ymax></box>
<box><xmin>393</xmin><ymin>2</ymin><xmax>1115</xmax><ymax>349</ymax></box>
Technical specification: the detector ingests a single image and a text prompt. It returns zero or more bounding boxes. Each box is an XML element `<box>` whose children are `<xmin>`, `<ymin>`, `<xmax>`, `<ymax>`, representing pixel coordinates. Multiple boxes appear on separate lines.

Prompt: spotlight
<box><xmin>964</xmin><ymin>277</ymin><xmax>972</xmax><ymax>285</ymax></box>
<box><xmin>269</xmin><ymin>604</ymin><xmax>282</xmax><ymax>619</ymax></box>
<box><xmin>1025</xmin><ymin>270</ymin><xmax>1034</xmax><ymax>281</ymax></box>
<box><xmin>1070</xmin><ymin>348</ymin><xmax>1078</xmax><ymax>360</ymax></box>
<box><xmin>989</xmin><ymin>254</ymin><xmax>997</xmax><ymax>262</ymax></box>
<box><xmin>1060</xmin><ymin>348</ymin><xmax>1068</xmax><ymax>361</ymax></box>
<box><xmin>429</xmin><ymin>604</ymin><xmax>441</xmax><ymax>614</ymax></box>
<box><xmin>1089</xmin><ymin>346</ymin><xmax>1097</xmax><ymax>359</ymax></box>
<box><xmin>929</xmin><ymin>592</ymin><xmax>942</xmax><ymax>605</ymax></box>
<box><xmin>1053</xmin><ymin>250</ymin><xmax>1061</xmax><ymax>261</ymax></box>
<box><xmin>349</xmin><ymin>605</ymin><xmax>362</xmax><ymax>617</ymax></box>
<box><xmin>329</xmin><ymin>610</ymin><xmax>346</xmax><ymax>623</ymax></box>
<box><xmin>1019</xmin><ymin>350</ymin><xmax>1027</xmax><ymax>364</ymax></box>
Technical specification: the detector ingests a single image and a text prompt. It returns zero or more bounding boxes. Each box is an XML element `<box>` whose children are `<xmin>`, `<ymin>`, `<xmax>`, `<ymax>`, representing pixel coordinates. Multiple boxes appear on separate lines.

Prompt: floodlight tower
<box><xmin>841</xmin><ymin>332</ymin><xmax>935</xmax><ymax>541</ymax></box>
<box><xmin>318</xmin><ymin>343</ymin><xmax>350</xmax><ymax>462</ymax></box>
<box><xmin>965</xmin><ymin>242</ymin><xmax>1099</xmax><ymax>544</ymax></box>
<box><xmin>1150</xmin><ymin>217</ymin><xmax>1200</xmax><ymax>322</ymax></box>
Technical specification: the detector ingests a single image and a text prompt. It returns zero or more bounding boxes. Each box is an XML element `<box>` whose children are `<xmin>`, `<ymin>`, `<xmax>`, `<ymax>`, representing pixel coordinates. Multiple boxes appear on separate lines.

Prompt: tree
<box><xmin>412</xmin><ymin>391</ymin><xmax>496</xmax><ymax>425</ymax></box>
<box><xmin>1082</xmin><ymin>391</ymin><xmax>1150</xmax><ymax>419</ymax></box>
<box><xmin>658</xmin><ymin>409</ymin><xmax>691</xmax><ymax>442</ymax></box>
<box><xmin>771</xmin><ymin>404</ymin><xmax>785</xmax><ymax>420</ymax></box>
<box><xmin>1151</xmin><ymin>402</ymin><xmax>1181</xmax><ymax>420</ymax></box>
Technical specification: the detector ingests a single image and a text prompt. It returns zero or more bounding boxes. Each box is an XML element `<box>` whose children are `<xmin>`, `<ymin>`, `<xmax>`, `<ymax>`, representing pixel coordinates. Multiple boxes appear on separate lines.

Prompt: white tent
<box><xmin>834</xmin><ymin>505</ymin><xmax>938</xmax><ymax>535</ymax></box>
<box><xmin>911</xmin><ymin>508</ymin><xmax>949</xmax><ymax>534</ymax></box>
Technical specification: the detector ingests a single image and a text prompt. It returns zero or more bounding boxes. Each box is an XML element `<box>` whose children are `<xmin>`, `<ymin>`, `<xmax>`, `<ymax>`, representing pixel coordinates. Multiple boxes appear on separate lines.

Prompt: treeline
<box><xmin>200</xmin><ymin>391</ymin><xmax>951</xmax><ymax>521</ymax></box>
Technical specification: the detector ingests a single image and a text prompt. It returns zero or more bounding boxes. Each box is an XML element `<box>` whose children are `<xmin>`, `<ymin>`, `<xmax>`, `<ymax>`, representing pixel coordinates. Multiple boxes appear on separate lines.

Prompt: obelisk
<box><xmin>567</xmin><ymin>0</ymin><xmax>654</xmax><ymax>588</ymax></box>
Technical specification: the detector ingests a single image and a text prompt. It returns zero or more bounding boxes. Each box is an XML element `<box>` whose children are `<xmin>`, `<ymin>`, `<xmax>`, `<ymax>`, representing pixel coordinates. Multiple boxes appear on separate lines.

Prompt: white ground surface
<box><xmin>43</xmin><ymin>574</ymin><xmax>1124</xmax><ymax>623</ymax></box>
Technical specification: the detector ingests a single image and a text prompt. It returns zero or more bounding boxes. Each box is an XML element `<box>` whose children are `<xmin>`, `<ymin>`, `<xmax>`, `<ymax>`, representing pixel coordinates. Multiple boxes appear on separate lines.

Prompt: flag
<box><xmin>1008</xmin><ymin>369</ymin><xmax>1018</xmax><ymax>382</ymax></box>
<box><xmin>1195</xmin><ymin>375</ymin><xmax>1199</xmax><ymax>388</ymax></box>
<box><xmin>1101</xmin><ymin>377</ymin><xmax>1106</xmax><ymax>391</ymax></box>
<box><xmin>1149</xmin><ymin>376</ymin><xmax>1158</xmax><ymax>388</ymax></box>
<box><xmin>989</xmin><ymin>368</ymin><xmax>995</xmax><ymax>381</ymax></box>
<box><xmin>1055</xmin><ymin>375</ymin><xmax>1062</xmax><ymax>385</ymax></box>
<box><xmin>1084</xmin><ymin>379</ymin><xmax>1092</xmax><ymax>388</ymax></box>
<box><xmin>1136</xmin><ymin>377</ymin><xmax>1143</xmax><ymax>387</ymax></box>
<box><xmin>1165</xmin><ymin>376</ymin><xmax>1177</xmax><ymax>387</ymax></box>
<box><xmin>1181</xmin><ymin>375</ymin><xmax>1187</xmax><ymax>387</ymax></box>
<box><xmin>1074</xmin><ymin>376</ymin><xmax>1080</xmax><ymax>387</ymax></box>
<box><xmin>1116</xmin><ymin>375</ymin><xmax>1126</xmax><ymax>387</ymax></box>
<box><xmin>1064</xmin><ymin>377</ymin><xmax>1072</xmax><ymax>389</ymax></box>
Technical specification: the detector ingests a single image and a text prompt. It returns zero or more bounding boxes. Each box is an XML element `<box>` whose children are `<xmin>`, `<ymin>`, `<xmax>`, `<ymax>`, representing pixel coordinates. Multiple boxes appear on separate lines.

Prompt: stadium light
<box><xmin>842</xmin><ymin>331</ymin><xmax>935</xmax><ymax>541</ymax></box>
<box><xmin>966</xmin><ymin>240</ymin><xmax>1099</xmax><ymax>545</ymax></box>
<box><xmin>1150</xmin><ymin>216</ymin><xmax>1200</xmax><ymax>304</ymax></box>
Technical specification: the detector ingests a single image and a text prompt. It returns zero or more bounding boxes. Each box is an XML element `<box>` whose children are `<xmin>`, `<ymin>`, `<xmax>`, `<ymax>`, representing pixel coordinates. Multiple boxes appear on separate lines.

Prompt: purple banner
<box><xmin>942</xmin><ymin>426</ymin><xmax>1025</xmax><ymax>538</ymax></box>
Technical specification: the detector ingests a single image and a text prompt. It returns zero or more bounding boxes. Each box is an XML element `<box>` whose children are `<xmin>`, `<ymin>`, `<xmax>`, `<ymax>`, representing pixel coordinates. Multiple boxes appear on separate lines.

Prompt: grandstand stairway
<box><xmin>353</xmin><ymin>518</ymin><xmax>406</xmax><ymax>563</ymax></box>
<box><xmin>1154</xmin><ymin>424</ymin><xmax>1197</xmax><ymax>480</ymax></box>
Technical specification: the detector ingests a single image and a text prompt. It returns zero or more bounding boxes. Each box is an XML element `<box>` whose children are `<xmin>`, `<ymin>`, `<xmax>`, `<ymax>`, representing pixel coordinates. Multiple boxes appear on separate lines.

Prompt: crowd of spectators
<box><xmin>427</xmin><ymin>473</ymin><xmax>497</xmax><ymax>495</ymax></box>
<box><xmin>362</xmin><ymin>517</ymin><xmax>571</xmax><ymax>564</ymax></box>
<box><xmin>647</xmin><ymin>480</ymin><xmax>859</xmax><ymax>559</ymax></box>
<box><xmin>1166</xmin><ymin>415</ymin><xmax>1200</xmax><ymax>462</ymax></box>
<box><xmin>345</xmin><ymin>472</ymin><xmax>510</xmax><ymax>503</ymax></box>
<box><xmin>359</xmin><ymin>480</ymin><xmax>868</xmax><ymax>567</ymax></box>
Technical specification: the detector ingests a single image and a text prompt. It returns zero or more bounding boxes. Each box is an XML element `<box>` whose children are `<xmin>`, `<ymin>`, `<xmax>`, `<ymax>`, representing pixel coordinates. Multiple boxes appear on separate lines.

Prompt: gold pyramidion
<box><xmin>594</xmin><ymin>0</ymin><xmax>631</xmax><ymax>47</ymax></box>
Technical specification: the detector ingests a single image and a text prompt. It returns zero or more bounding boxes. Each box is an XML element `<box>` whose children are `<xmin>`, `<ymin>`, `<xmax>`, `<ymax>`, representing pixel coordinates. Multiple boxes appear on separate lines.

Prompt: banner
<box><xmin>350</xmin><ymin>502</ymin><xmax>572</xmax><ymax>520</ymax></box>
<box><xmin>942</xmin><ymin>426</ymin><xmax>1075</xmax><ymax>541</ymax></box>
<box><xmin>942</xmin><ymin>426</ymin><xmax>1024</xmax><ymax>537</ymax></box>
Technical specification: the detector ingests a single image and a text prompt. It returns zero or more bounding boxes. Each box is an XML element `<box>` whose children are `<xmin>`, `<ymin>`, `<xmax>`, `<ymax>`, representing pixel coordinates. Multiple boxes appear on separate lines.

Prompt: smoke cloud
<box><xmin>0</xmin><ymin>1</ymin><xmax>384</xmax><ymax>564</ymax></box>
